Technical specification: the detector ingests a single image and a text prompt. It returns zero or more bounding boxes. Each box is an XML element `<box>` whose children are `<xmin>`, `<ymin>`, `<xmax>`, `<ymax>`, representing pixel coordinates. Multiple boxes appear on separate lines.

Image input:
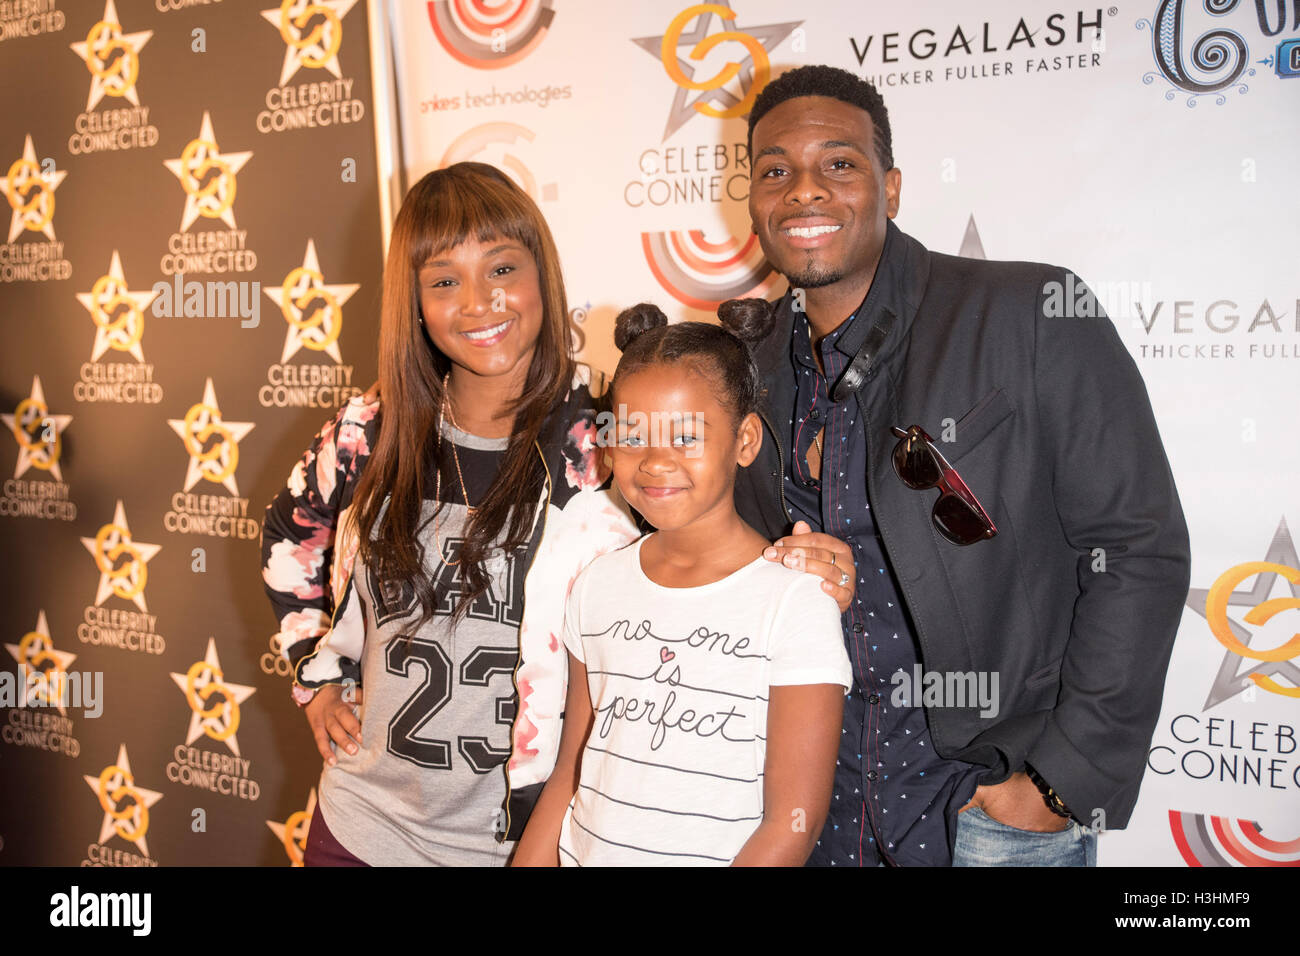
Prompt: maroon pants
<box><xmin>303</xmin><ymin>805</ymin><xmax>369</xmax><ymax>867</ymax></box>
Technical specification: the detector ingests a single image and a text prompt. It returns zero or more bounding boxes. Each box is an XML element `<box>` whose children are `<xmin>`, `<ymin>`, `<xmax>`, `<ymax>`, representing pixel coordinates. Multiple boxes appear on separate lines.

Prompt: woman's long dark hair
<box><xmin>352</xmin><ymin>162</ymin><xmax>574</xmax><ymax>629</ymax></box>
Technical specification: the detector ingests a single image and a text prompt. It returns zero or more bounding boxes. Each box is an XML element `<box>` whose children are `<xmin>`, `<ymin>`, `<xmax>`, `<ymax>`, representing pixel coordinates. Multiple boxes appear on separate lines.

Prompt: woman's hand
<box><xmin>763</xmin><ymin>521</ymin><xmax>856</xmax><ymax>613</ymax></box>
<box><xmin>304</xmin><ymin>683</ymin><xmax>363</xmax><ymax>766</ymax></box>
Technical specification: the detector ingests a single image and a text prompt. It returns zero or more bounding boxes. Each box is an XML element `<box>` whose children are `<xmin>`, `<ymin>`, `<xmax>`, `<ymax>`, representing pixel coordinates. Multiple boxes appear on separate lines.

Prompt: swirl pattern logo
<box><xmin>1170</xmin><ymin>810</ymin><xmax>1300</xmax><ymax>866</ymax></box>
<box><xmin>1133</xmin><ymin>0</ymin><xmax>1300</xmax><ymax>105</ymax></box>
<box><xmin>427</xmin><ymin>0</ymin><xmax>554</xmax><ymax>69</ymax></box>
<box><xmin>641</xmin><ymin>228</ymin><xmax>776</xmax><ymax>311</ymax></box>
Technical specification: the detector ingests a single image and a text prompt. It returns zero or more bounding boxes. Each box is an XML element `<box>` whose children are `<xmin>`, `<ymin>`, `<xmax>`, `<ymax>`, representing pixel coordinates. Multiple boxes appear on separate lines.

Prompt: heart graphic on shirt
<box><xmin>660</xmin><ymin>647</ymin><xmax>675</xmax><ymax>663</ymax></box>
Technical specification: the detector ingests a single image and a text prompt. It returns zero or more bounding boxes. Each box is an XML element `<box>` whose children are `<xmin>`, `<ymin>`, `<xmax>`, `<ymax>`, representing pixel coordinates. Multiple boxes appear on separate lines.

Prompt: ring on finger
<box><xmin>829</xmin><ymin>552</ymin><xmax>837</xmax><ymax>567</ymax></box>
<box><xmin>839</xmin><ymin>569</ymin><xmax>849</xmax><ymax>587</ymax></box>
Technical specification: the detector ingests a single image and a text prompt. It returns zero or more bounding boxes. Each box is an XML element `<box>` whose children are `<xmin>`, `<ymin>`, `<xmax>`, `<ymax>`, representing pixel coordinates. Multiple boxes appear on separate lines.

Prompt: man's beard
<box><xmin>781</xmin><ymin>255</ymin><xmax>844</xmax><ymax>289</ymax></box>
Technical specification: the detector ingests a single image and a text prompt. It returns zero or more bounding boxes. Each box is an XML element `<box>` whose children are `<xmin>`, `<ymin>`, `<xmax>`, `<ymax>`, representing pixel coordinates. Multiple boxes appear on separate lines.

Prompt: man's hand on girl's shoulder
<box><xmin>763</xmin><ymin>520</ymin><xmax>857</xmax><ymax>613</ymax></box>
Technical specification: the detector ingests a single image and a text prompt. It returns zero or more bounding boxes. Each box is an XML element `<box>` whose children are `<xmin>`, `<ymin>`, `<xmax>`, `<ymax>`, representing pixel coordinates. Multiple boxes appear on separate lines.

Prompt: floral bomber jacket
<box><xmin>259</xmin><ymin>365</ymin><xmax>640</xmax><ymax>841</ymax></box>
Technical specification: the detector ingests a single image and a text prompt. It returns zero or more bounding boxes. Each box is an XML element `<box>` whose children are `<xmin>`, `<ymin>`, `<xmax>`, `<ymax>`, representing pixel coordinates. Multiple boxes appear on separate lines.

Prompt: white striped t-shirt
<box><xmin>558</xmin><ymin>534</ymin><xmax>851</xmax><ymax>866</ymax></box>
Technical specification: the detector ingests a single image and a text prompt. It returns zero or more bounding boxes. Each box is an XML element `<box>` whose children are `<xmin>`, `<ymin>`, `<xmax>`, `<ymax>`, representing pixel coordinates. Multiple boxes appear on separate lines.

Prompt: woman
<box><xmin>260</xmin><ymin>163</ymin><xmax>640</xmax><ymax>865</ymax></box>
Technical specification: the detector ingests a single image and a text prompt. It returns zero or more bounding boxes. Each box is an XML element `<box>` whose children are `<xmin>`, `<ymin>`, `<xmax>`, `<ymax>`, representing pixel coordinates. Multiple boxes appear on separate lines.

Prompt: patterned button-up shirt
<box><xmin>783</xmin><ymin>309</ymin><xmax>983</xmax><ymax>867</ymax></box>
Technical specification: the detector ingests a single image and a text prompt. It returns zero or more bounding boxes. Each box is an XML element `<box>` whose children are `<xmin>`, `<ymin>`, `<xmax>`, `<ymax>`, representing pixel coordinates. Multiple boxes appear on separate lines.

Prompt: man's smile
<box><xmin>780</xmin><ymin>216</ymin><xmax>843</xmax><ymax>248</ymax></box>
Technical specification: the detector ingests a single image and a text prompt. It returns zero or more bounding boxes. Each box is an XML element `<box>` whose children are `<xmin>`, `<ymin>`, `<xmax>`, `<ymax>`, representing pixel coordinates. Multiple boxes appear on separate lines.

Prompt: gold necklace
<box><xmin>440</xmin><ymin>374</ymin><xmax>475</xmax><ymax>514</ymax></box>
<box><xmin>434</xmin><ymin>373</ymin><xmax>476</xmax><ymax>566</ymax></box>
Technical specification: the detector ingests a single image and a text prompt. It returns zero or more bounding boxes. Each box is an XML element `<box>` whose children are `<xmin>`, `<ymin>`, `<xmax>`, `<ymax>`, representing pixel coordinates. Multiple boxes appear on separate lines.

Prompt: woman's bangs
<box><xmin>407</xmin><ymin>177</ymin><xmax>537</xmax><ymax>271</ymax></box>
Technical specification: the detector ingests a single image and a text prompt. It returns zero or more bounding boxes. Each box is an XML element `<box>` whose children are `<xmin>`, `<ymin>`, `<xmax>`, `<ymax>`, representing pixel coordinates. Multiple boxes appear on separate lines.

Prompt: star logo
<box><xmin>632</xmin><ymin>5</ymin><xmax>800</xmax><ymax>141</ymax></box>
<box><xmin>261</xmin><ymin>0</ymin><xmax>357</xmax><ymax>86</ymax></box>
<box><xmin>167</xmin><ymin>378</ymin><xmax>254</xmax><ymax>495</ymax></box>
<box><xmin>163</xmin><ymin>112</ymin><xmax>252</xmax><ymax>232</ymax></box>
<box><xmin>1186</xmin><ymin>518</ymin><xmax>1300</xmax><ymax>708</ymax></box>
<box><xmin>68</xmin><ymin>0</ymin><xmax>152</xmax><ymax>113</ymax></box>
<box><xmin>80</xmin><ymin>500</ymin><xmax>161</xmax><ymax>612</ymax></box>
<box><xmin>958</xmin><ymin>214</ymin><xmax>987</xmax><ymax>259</ymax></box>
<box><xmin>170</xmin><ymin>637</ymin><xmax>257</xmax><ymax>756</ymax></box>
<box><xmin>0</xmin><ymin>135</ymin><xmax>67</xmax><ymax>243</ymax></box>
<box><xmin>83</xmin><ymin>745</ymin><xmax>163</xmax><ymax>855</ymax></box>
<box><xmin>266</xmin><ymin>787</ymin><xmax>317</xmax><ymax>866</ymax></box>
<box><xmin>1</xmin><ymin>376</ymin><xmax>72</xmax><ymax>481</ymax></box>
<box><xmin>75</xmin><ymin>251</ymin><xmax>159</xmax><ymax>363</ymax></box>
<box><xmin>5</xmin><ymin>610</ymin><xmax>78</xmax><ymax>713</ymax></box>
<box><xmin>263</xmin><ymin>239</ymin><xmax>359</xmax><ymax>363</ymax></box>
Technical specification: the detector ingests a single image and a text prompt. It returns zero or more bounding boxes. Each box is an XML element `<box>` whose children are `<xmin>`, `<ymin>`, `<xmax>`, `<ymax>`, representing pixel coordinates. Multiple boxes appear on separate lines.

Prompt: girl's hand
<box><xmin>763</xmin><ymin>521</ymin><xmax>856</xmax><ymax>613</ymax></box>
<box><xmin>304</xmin><ymin>683</ymin><xmax>363</xmax><ymax>766</ymax></box>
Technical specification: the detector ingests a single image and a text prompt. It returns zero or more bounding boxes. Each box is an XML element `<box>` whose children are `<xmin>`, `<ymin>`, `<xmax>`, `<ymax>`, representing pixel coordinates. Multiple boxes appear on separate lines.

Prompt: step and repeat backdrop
<box><xmin>2</xmin><ymin>0</ymin><xmax>1296</xmax><ymax>866</ymax></box>
<box><xmin>387</xmin><ymin>0</ymin><xmax>1299</xmax><ymax>867</ymax></box>
<box><xmin>0</xmin><ymin>0</ymin><xmax>384</xmax><ymax>865</ymax></box>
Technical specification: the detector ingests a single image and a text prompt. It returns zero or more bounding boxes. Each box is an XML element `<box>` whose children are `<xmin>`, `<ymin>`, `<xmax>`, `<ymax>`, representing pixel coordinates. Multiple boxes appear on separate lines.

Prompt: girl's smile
<box><xmin>610</xmin><ymin>363</ymin><xmax>760</xmax><ymax>539</ymax></box>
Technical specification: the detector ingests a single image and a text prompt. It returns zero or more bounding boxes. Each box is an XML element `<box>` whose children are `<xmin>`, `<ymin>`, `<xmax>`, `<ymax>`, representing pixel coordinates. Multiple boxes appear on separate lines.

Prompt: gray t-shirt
<box><xmin>319</xmin><ymin>423</ymin><xmax>527</xmax><ymax>865</ymax></box>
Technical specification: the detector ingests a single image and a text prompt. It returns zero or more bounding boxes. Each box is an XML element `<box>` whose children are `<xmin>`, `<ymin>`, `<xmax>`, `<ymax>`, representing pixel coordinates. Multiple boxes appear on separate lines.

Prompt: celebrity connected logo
<box><xmin>80</xmin><ymin>501</ymin><xmax>161</xmax><ymax>612</ymax></box>
<box><xmin>163</xmin><ymin>112</ymin><xmax>253</xmax><ymax>232</ymax></box>
<box><xmin>633</xmin><ymin>4</ymin><xmax>800</xmax><ymax>140</ymax></box>
<box><xmin>169</xmin><ymin>638</ymin><xmax>256</xmax><ymax>755</ymax></box>
<box><xmin>264</xmin><ymin>239</ymin><xmax>359</xmax><ymax>363</ymax></box>
<box><xmin>0</xmin><ymin>135</ymin><xmax>67</xmax><ymax>243</ymax></box>
<box><xmin>1186</xmin><ymin>518</ymin><xmax>1300</xmax><ymax>707</ymax></box>
<box><xmin>261</xmin><ymin>0</ymin><xmax>357</xmax><ymax>86</ymax></box>
<box><xmin>68</xmin><ymin>0</ymin><xmax>152</xmax><ymax>112</ymax></box>
<box><xmin>5</xmin><ymin>610</ymin><xmax>77</xmax><ymax>712</ymax></box>
<box><xmin>82</xmin><ymin>744</ymin><xmax>163</xmax><ymax>855</ymax></box>
<box><xmin>266</xmin><ymin>788</ymin><xmax>317</xmax><ymax>866</ymax></box>
<box><xmin>166</xmin><ymin>379</ymin><xmax>255</xmax><ymax>496</ymax></box>
<box><xmin>2</xmin><ymin>376</ymin><xmax>72</xmax><ymax>481</ymax></box>
<box><xmin>427</xmin><ymin>0</ymin><xmax>554</xmax><ymax>69</ymax></box>
<box><xmin>75</xmin><ymin>251</ymin><xmax>159</xmax><ymax>363</ymax></box>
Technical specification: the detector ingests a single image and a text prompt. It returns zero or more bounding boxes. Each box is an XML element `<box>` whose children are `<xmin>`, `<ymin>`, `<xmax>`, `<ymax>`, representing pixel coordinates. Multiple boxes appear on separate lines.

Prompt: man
<box><xmin>734</xmin><ymin>65</ymin><xmax>1190</xmax><ymax>866</ymax></box>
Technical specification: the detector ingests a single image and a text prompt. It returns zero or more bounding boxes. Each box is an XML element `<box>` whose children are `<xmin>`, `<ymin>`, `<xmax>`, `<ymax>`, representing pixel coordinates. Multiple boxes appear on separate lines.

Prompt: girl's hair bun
<box><xmin>613</xmin><ymin>302</ymin><xmax>669</xmax><ymax>351</ymax></box>
<box><xmin>716</xmin><ymin>297</ymin><xmax>775</xmax><ymax>346</ymax></box>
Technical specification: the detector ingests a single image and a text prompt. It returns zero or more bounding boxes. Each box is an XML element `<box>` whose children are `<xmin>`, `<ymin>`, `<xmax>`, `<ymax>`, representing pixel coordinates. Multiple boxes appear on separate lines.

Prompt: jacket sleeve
<box><xmin>260</xmin><ymin>397</ymin><xmax>379</xmax><ymax>684</ymax></box>
<box><xmin>1024</xmin><ymin>268</ymin><xmax>1191</xmax><ymax>827</ymax></box>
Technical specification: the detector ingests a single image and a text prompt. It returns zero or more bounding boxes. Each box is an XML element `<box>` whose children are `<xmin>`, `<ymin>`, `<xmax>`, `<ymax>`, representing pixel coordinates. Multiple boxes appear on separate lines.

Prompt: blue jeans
<box><xmin>952</xmin><ymin>806</ymin><xmax>1096</xmax><ymax>866</ymax></box>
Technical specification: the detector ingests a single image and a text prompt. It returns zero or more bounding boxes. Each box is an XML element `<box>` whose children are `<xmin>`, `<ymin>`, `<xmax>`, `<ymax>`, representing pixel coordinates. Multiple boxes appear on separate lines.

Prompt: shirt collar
<box><xmin>830</xmin><ymin>217</ymin><xmax>904</xmax><ymax>359</ymax></box>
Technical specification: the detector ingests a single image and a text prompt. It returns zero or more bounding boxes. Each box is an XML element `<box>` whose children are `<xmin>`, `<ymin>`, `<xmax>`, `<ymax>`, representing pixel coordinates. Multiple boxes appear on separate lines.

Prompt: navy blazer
<box><xmin>734</xmin><ymin>219</ymin><xmax>1191</xmax><ymax>829</ymax></box>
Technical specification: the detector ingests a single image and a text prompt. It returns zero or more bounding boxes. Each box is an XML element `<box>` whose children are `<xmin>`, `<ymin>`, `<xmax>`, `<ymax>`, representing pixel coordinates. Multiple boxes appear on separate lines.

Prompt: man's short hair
<box><xmin>747</xmin><ymin>65</ymin><xmax>894</xmax><ymax>171</ymax></box>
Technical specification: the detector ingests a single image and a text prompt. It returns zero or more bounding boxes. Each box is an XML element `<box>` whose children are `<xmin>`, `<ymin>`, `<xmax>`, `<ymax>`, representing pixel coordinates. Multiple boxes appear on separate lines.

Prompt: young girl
<box><xmin>260</xmin><ymin>163</ymin><xmax>642</xmax><ymax>865</ymax></box>
<box><xmin>513</xmin><ymin>300</ymin><xmax>852</xmax><ymax>866</ymax></box>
